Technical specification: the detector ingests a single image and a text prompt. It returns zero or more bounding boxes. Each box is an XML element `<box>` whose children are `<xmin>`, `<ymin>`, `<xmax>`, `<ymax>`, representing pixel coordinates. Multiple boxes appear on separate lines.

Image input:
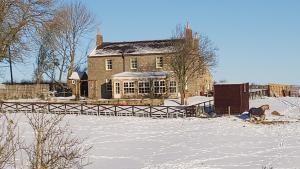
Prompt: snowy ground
<box><xmin>164</xmin><ymin>96</ymin><xmax>213</xmax><ymax>106</ymax></box>
<box><xmin>11</xmin><ymin>97</ymin><xmax>300</xmax><ymax>169</ymax></box>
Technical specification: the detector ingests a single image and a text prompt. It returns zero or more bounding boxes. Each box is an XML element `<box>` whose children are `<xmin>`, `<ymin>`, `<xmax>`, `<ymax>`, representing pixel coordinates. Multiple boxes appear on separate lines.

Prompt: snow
<box><xmin>69</xmin><ymin>72</ymin><xmax>80</xmax><ymax>80</ymax></box>
<box><xmin>250</xmin><ymin>97</ymin><xmax>300</xmax><ymax>121</ymax></box>
<box><xmin>164</xmin><ymin>96</ymin><xmax>213</xmax><ymax>106</ymax></box>
<box><xmin>112</xmin><ymin>71</ymin><xmax>170</xmax><ymax>79</ymax></box>
<box><xmin>89</xmin><ymin>40</ymin><xmax>174</xmax><ymax>57</ymax></box>
<box><xmin>7</xmin><ymin>97</ymin><xmax>300</xmax><ymax>169</ymax></box>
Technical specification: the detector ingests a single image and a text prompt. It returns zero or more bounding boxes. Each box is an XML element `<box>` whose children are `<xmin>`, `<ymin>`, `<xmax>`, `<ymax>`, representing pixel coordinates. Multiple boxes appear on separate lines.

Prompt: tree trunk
<box><xmin>68</xmin><ymin>49</ymin><xmax>75</xmax><ymax>78</ymax></box>
<box><xmin>180</xmin><ymin>90</ymin><xmax>186</xmax><ymax>105</ymax></box>
<box><xmin>58</xmin><ymin>50</ymin><xmax>66</xmax><ymax>82</ymax></box>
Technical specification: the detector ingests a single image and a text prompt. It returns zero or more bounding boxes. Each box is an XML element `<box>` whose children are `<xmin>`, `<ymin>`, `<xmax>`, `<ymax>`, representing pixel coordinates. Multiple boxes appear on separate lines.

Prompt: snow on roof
<box><xmin>90</xmin><ymin>39</ymin><xmax>176</xmax><ymax>57</ymax></box>
<box><xmin>69</xmin><ymin>72</ymin><xmax>80</xmax><ymax>80</ymax></box>
<box><xmin>111</xmin><ymin>71</ymin><xmax>171</xmax><ymax>79</ymax></box>
<box><xmin>215</xmin><ymin>82</ymin><xmax>249</xmax><ymax>85</ymax></box>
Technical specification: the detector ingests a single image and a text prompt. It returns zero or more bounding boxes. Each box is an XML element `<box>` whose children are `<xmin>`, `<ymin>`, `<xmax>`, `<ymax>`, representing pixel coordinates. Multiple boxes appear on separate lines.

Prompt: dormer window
<box><xmin>130</xmin><ymin>58</ymin><xmax>137</xmax><ymax>69</ymax></box>
<box><xmin>156</xmin><ymin>56</ymin><xmax>163</xmax><ymax>68</ymax></box>
<box><xmin>106</xmin><ymin>59</ymin><xmax>112</xmax><ymax>70</ymax></box>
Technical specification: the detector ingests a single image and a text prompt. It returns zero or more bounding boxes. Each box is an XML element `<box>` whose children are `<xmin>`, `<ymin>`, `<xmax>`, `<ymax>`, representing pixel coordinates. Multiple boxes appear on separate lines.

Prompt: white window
<box><xmin>124</xmin><ymin>82</ymin><xmax>135</xmax><ymax>94</ymax></box>
<box><xmin>156</xmin><ymin>56</ymin><xmax>163</xmax><ymax>68</ymax></box>
<box><xmin>115</xmin><ymin>82</ymin><xmax>120</xmax><ymax>94</ymax></box>
<box><xmin>154</xmin><ymin>80</ymin><xmax>165</xmax><ymax>94</ymax></box>
<box><xmin>130</xmin><ymin>58</ymin><xmax>137</xmax><ymax>69</ymax></box>
<box><xmin>106</xmin><ymin>59</ymin><xmax>112</xmax><ymax>70</ymax></box>
<box><xmin>169</xmin><ymin>81</ymin><xmax>177</xmax><ymax>93</ymax></box>
<box><xmin>138</xmin><ymin>81</ymin><xmax>150</xmax><ymax>94</ymax></box>
<box><xmin>106</xmin><ymin>79</ymin><xmax>112</xmax><ymax>91</ymax></box>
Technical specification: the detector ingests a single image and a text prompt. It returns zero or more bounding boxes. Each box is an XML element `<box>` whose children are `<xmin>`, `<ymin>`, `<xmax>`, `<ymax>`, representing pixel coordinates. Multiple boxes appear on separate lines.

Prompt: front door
<box><xmin>114</xmin><ymin>82</ymin><xmax>121</xmax><ymax>98</ymax></box>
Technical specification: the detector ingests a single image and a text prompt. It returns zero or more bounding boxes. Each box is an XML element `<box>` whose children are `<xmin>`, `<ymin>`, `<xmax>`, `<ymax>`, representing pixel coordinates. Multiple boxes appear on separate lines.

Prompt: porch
<box><xmin>111</xmin><ymin>71</ymin><xmax>178</xmax><ymax>99</ymax></box>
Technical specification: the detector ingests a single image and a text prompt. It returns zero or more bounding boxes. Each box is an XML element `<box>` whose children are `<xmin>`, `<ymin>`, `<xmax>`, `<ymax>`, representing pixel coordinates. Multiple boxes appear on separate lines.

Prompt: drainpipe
<box><xmin>122</xmin><ymin>52</ymin><xmax>125</xmax><ymax>72</ymax></box>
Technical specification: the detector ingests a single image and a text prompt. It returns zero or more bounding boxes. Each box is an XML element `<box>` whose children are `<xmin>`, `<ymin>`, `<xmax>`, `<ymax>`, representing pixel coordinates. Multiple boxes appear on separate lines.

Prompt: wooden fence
<box><xmin>0</xmin><ymin>84</ymin><xmax>49</xmax><ymax>99</ymax></box>
<box><xmin>0</xmin><ymin>100</ymin><xmax>214</xmax><ymax>118</ymax></box>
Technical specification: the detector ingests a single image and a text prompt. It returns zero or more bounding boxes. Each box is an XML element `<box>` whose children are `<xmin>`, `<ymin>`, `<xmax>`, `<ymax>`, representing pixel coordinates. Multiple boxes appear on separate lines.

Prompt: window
<box><xmin>130</xmin><ymin>58</ymin><xmax>137</xmax><ymax>69</ymax></box>
<box><xmin>154</xmin><ymin>80</ymin><xmax>165</xmax><ymax>94</ymax></box>
<box><xmin>115</xmin><ymin>82</ymin><xmax>120</xmax><ymax>94</ymax></box>
<box><xmin>156</xmin><ymin>56</ymin><xmax>163</xmax><ymax>68</ymax></box>
<box><xmin>106</xmin><ymin>79</ymin><xmax>112</xmax><ymax>92</ymax></box>
<box><xmin>124</xmin><ymin>82</ymin><xmax>135</xmax><ymax>94</ymax></box>
<box><xmin>106</xmin><ymin>59</ymin><xmax>112</xmax><ymax>70</ymax></box>
<box><xmin>169</xmin><ymin>81</ymin><xmax>177</xmax><ymax>93</ymax></box>
<box><xmin>138</xmin><ymin>81</ymin><xmax>150</xmax><ymax>94</ymax></box>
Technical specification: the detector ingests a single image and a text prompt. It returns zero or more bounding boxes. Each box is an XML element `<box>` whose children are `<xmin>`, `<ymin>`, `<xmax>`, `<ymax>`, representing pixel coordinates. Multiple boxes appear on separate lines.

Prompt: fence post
<box><xmin>48</xmin><ymin>103</ymin><xmax>50</xmax><ymax>113</ymax></box>
<box><xmin>114</xmin><ymin>105</ymin><xmax>117</xmax><ymax>116</ymax></box>
<box><xmin>149</xmin><ymin>106</ymin><xmax>152</xmax><ymax>117</ymax></box>
<box><xmin>166</xmin><ymin>107</ymin><xmax>169</xmax><ymax>118</ymax></box>
<box><xmin>80</xmin><ymin>103</ymin><xmax>83</xmax><ymax>115</ymax></box>
<box><xmin>64</xmin><ymin>103</ymin><xmax>67</xmax><ymax>114</ymax></box>
<box><xmin>132</xmin><ymin>106</ymin><xmax>135</xmax><ymax>116</ymax></box>
<box><xmin>97</xmin><ymin>104</ymin><xmax>100</xmax><ymax>116</ymax></box>
<box><xmin>16</xmin><ymin>103</ymin><xmax>18</xmax><ymax>113</ymax></box>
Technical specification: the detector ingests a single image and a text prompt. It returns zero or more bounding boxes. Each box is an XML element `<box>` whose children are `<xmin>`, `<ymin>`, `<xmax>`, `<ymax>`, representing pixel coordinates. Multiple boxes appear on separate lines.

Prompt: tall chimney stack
<box><xmin>96</xmin><ymin>31</ymin><xmax>103</xmax><ymax>47</ymax></box>
<box><xmin>185</xmin><ymin>22</ymin><xmax>193</xmax><ymax>40</ymax></box>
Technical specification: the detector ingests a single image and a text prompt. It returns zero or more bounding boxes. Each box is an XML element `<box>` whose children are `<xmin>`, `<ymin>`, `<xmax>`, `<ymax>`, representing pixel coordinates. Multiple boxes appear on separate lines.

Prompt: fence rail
<box><xmin>0</xmin><ymin>100</ymin><xmax>214</xmax><ymax>118</ymax></box>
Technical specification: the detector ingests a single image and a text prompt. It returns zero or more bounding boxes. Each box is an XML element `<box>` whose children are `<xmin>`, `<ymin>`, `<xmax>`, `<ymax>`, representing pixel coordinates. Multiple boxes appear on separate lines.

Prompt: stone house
<box><xmin>88</xmin><ymin>26</ymin><xmax>213</xmax><ymax>99</ymax></box>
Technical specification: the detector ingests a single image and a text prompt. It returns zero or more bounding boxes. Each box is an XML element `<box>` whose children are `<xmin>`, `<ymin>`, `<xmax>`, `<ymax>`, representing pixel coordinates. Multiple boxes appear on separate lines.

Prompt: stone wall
<box><xmin>88</xmin><ymin>53</ymin><xmax>213</xmax><ymax>99</ymax></box>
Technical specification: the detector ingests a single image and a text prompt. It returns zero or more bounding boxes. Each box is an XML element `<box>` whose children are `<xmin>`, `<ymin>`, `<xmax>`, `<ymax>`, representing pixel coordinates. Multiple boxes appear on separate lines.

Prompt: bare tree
<box><xmin>169</xmin><ymin>24</ymin><xmax>217</xmax><ymax>105</ymax></box>
<box><xmin>34</xmin><ymin>23</ymin><xmax>59</xmax><ymax>84</ymax></box>
<box><xmin>0</xmin><ymin>111</ymin><xmax>20</xmax><ymax>169</ymax></box>
<box><xmin>0</xmin><ymin>0</ymin><xmax>55</xmax><ymax>62</ymax></box>
<box><xmin>53</xmin><ymin>1</ymin><xmax>95</xmax><ymax>78</ymax></box>
<box><xmin>25</xmin><ymin>111</ymin><xmax>91</xmax><ymax>169</ymax></box>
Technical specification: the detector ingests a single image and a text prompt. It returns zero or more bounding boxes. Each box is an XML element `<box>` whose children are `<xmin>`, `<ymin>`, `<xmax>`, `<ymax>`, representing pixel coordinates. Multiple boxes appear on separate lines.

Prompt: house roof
<box><xmin>111</xmin><ymin>71</ymin><xmax>172</xmax><ymax>80</ymax></box>
<box><xmin>69</xmin><ymin>71</ymin><xmax>87</xmax><ymax>80</ymax></box>
<box><xmin>89</xmin><ymin>39</ymin><xmax>176</xmax><ymax>57</ymax></box>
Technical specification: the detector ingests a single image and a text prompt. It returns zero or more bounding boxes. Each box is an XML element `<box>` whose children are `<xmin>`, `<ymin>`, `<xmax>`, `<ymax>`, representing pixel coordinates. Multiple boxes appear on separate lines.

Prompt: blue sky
<box><xmin>1</xmin><ymin>0</ymin><xmax>300</xmax><ymax>84</ymax></box>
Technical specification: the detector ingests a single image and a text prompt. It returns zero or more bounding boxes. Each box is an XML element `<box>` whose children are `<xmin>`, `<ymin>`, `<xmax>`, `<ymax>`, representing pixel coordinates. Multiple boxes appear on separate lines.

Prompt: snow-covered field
<box><xmin>13</xmin><ymin>97</ymin><xmax>300</xmax><ymax>169</ymax></box>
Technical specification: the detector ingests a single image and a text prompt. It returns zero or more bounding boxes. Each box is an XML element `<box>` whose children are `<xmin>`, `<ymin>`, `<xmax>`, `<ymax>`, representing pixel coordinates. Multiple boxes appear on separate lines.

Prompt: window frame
<box><xmin>106</xmin><ymin>79</ymin><xmax>112</xmax><ymax>92</ymax></box>
<box><xmin>169</xmin><ymin>81</ymin><xmax>177</xmax><ymax>93</ymax></box>
<box><xmin>138</xmin><ymin>81</ymin><xmax>150</xmax><ymax>94</ymax></box>
<box><xmin>123</xmin><ymin>81</ymin><xmax>135</xmax><ymax>94</ymax></box>
<box><xmin>130</xmin><ymin>58</ymin><xmax>138</xmax><ymax>69</ymax></box>
<box><xmin>156</xmin><ymin>56</ymin><xmax>163</xmax><ymax>68</ymax></box>
<box><xmin>154</xmin><ymin>80</ymin><xmax>166</xmax><ymax>94</ymax></box>
<box><xmin>105</xmin><ymin>59</ymin><xmax>112</xmax><ymax>70</ymax></box>
<box><xmin>115</xmin><ymin>82</ymin><xmax>120</xmax><ymax>94</ymax></box>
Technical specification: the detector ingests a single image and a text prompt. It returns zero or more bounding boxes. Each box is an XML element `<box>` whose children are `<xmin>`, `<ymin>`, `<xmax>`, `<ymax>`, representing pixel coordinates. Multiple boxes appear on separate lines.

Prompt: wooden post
<box><xmin>132</xmin><ymin>106</ymin><xmax>135</xmax><ymax>116</ymax></box>
<box><xmin>166</xmin><ymin>107</ymin><xmax>169</xmax><ymax>118</ymax></box>
<box><xmin>228</xmin><ymin>106</ymin><xmax>231</xmax><ymax>116</ymax></box>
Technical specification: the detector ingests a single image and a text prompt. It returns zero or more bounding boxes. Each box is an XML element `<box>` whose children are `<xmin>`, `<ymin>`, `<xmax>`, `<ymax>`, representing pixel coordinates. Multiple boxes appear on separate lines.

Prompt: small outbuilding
<box><xmin>214</xmin><ymin>83</ymin><xmax>249</xmax><ymax>115</ymax></box>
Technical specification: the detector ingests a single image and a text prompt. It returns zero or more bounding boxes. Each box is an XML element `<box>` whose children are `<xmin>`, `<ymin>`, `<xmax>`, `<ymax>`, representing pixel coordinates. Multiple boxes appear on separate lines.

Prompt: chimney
<box><xmin>96</xmin><ymin>32</ymin><xmax>103</xmax><ymax>47</ymax></box>
<box><xmin>193</xmin><ymin>33</ymin><xmax>199</xmax><ymax>48</ymax></box>
<box><xmin>185</xmin><ymin>22</ymin><xmax>193</xmax><ymax>40</ymax></box>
